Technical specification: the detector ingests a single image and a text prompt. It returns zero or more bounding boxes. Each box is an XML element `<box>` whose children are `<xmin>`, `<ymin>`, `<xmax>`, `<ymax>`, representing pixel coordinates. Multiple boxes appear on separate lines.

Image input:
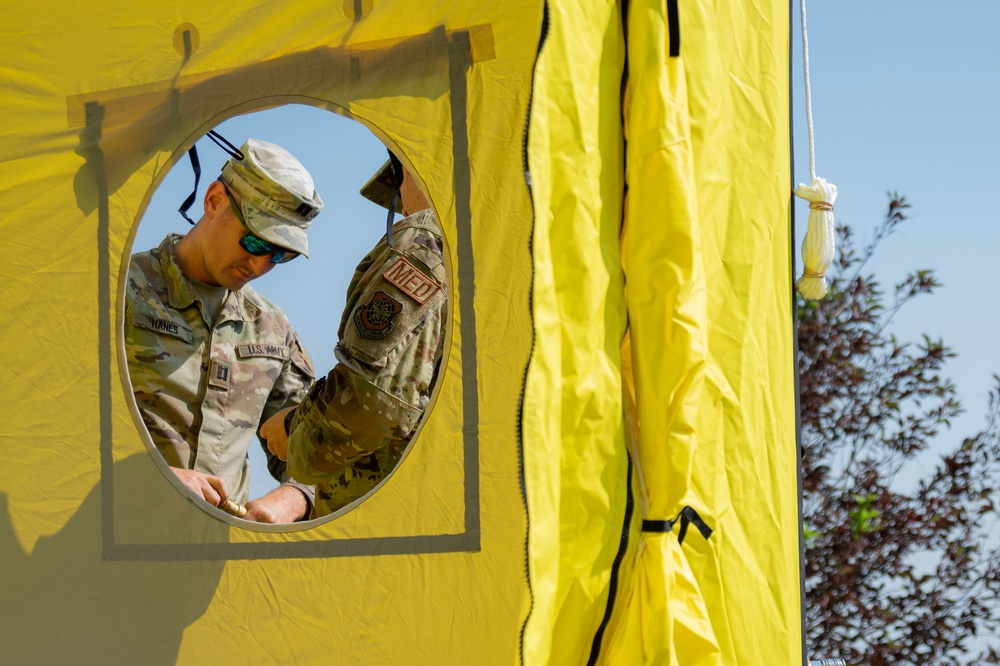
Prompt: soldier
<box><xmin>260</xmin><ymin>152</ymin><xmax>447</xmax><ymax>518</ymax></box>
<box><xmin>125</xmin><ymin>138</ymin><xmax>321</xmax><ymax>522</ymax></box>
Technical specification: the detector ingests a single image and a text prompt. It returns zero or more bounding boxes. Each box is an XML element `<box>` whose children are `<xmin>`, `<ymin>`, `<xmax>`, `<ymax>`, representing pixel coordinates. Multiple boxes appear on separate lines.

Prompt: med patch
<box><xmin>381</xmin><ymin>256</ymin><xmax>441</xmax><ymax>305</ymax></box>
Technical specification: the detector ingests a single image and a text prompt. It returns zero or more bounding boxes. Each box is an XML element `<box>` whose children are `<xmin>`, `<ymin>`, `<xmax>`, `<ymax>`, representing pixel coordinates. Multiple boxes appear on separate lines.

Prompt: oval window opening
<box><xmin>125</xmin><ymin>103</ymin><xmax>447</xmax><ymax>529</ymax></box>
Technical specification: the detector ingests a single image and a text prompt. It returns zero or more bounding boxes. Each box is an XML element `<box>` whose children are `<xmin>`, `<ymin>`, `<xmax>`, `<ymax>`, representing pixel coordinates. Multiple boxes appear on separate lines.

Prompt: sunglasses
<box><xmin>221</xmin><ymin>182</ymin><xmax>300</xmax><ymax>264</ymax></box>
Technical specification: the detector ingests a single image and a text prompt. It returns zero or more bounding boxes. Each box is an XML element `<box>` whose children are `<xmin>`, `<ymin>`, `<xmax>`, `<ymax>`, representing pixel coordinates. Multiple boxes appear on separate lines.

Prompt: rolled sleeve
<box><xmin>285</xmin><ymin>363</ymin><xmax>423</xmax><ymax>485</ymax></box>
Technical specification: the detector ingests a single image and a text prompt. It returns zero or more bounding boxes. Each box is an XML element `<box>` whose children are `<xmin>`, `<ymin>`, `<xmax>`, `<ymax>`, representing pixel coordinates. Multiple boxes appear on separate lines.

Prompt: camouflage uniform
<box><xmin>125</xmin><ymin>233</ymin><xmax>315</xmax><ymax>505</ymax></box>
<box><xmin>286</xmin><ymin>209</ymin><xmax>446</xmax><ymax>517</ymax></box>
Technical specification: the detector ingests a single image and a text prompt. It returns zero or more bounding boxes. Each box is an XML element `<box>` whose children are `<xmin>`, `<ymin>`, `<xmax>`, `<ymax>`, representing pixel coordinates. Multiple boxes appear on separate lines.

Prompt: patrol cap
<box><xmin>220</xmin><ymin>138</ymin><xmax>323</xmax><ymax>257</ymax></box>
<box><xmin>359</xmin><ymin>154</ymin><xmax>404</xmax><ymax>211</ymax></box>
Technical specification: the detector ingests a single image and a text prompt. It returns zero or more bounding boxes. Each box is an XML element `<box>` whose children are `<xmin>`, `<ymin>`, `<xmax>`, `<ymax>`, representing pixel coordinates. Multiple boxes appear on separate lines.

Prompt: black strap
<box><xmin>386</xmin><ymin>190</ymin><xmax>398</xmax><ymax>249</ymax></box>
<box><xmin>676</xmin><ymin>505</ymin><xmax>712</xmax><ymax>544</ymax></box>
<box><xmin>205</xmin><ymin>130</ymin><xmax>244</xmax><ymax>161</ymax></box>
<box><xmin>384</xmin><ymin>150</ymin><xmax>404</xmax><ymax>248</ymax></box>
<box><xmin>642</xmin><ymin>519</ymin><xmax>673</xmax><ymax>533</ymax></box>
<box><xmin>178</xmin><ymin>130</ymin><xmax>244</xmax><ymax>225</ymax></box>
<box><xmin>642</xmin><ymin>505</ymin><xmax>713</xmax><ymax>545</ymax></box>
<box><xmin>666</xmin><ymin>0</ymin><xmax>680</xmax><ymax>58</ymax></box>
<box><xmin>178</xmin><ymin>144</ymin><xmax>202</xmax><ymax>225</ymax></box>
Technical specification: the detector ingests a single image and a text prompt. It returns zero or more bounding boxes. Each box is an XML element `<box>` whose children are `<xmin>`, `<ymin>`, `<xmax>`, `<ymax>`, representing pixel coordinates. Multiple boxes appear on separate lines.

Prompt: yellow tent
<box><xmin>0</xmin><ymin>0</ymin><xmax>800</xmax><ymax>663</ymax></box>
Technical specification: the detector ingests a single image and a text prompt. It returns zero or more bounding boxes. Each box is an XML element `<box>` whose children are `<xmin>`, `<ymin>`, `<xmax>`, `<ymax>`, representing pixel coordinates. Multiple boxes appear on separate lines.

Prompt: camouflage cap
<box><xmin>359</xmin><ymin>158</ymin><xmax>401</xmax><ymax>211</ymax></box>
<box><xmin>221</xmin><ymin>138</ymin><xmax>323</xmax><ymax>257</ymax></box>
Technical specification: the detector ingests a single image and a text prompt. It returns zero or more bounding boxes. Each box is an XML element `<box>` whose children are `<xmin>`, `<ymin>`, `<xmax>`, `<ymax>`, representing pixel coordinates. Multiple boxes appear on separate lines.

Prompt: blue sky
<box><xmin>792</xmin><ymin>0</ymin><xmax>1000</xmax><ymax>475</ymax></box>
<box><xmin>134</xmin><ymin>1</ymin><xmax>1000</xmax><ymax>505</ymax></box>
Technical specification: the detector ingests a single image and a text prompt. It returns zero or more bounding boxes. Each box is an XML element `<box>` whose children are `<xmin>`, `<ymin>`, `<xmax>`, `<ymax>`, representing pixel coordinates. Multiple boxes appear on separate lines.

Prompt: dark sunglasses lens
<box><xmin>239</xmin><ymin>233</ymin><xmax>272</xmax><ymax>256</ymax></box>
<box><xmin>270</xmin><ymin>251</ymin><xmax>298</xmax><ymax>264</ymax></box>
<box><xmin>240</xmin><ymin>233</ymin><xmax>298</xmax><ymax>264</ymax></box>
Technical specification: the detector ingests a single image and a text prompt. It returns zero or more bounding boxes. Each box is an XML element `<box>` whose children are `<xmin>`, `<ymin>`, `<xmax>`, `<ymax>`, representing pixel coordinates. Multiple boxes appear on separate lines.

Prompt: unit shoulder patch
<box><xmin>353</xmin><ymin>291</ymin><xmax>403</xmax><ymax>339</ymax></box>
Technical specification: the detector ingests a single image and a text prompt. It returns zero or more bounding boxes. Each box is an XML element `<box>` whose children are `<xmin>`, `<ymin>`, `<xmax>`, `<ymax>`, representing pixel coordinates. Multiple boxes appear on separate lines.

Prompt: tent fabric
<box><xmin>525</xmin><ymin>0</ymin><xmax>801</xmax><ymax>664</ymax></box>
<box><xmin>600</xmin><ymin>0</ymin><xmax>718</xmax><ymax>661</ymax></box>
<box><xmin>0</xmin><ymin>0</ymin><xmax>799</xmax><ymax>663</ymax></box>
<box><xmin>2</xmin><ymin>4</ymin><xmax>539</xmax><ymax>663</ymax></box>
<box><xmin>681</xmin><ymin>1</ymin><xmax>802</xmax><ymax>662</ymax></box>
<box><xmin>520</xmin><ymin>0</ymin><xmax>630</xmax><ymax>663</ymax></box>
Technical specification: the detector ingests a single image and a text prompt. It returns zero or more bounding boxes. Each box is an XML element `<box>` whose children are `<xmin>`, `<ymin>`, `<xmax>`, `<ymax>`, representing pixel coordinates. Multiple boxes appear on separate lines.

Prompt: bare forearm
<box><xmin>244</xmin><ymin>484</ymin><xmax>310</xmax><ymax>523</ymax></box>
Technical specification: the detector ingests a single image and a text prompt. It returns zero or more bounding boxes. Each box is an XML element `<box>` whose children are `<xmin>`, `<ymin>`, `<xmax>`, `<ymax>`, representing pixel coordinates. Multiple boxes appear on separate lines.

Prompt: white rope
<box><xmin>793</xmin><ymin>0</ymin><xmax>837</xmax><ymax>300</ymax></box>
<box><xmin>800</xmin><ymin>0</ymin><xmax>816</xmax><ymax>182</ymax></box>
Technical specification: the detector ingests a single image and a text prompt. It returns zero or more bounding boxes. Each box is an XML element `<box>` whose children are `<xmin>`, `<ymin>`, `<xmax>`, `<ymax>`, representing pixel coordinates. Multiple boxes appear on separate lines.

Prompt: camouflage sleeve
<box><xmin>285</xmin><ymin>213</ymin><xmax>446</xmax><ymax>488</ymax></box>
<box><xmin>258</xmin><ymin>327</ymin><xmax>317</xmax><ymax>504</ymax></box>
<box><xmin>284</xmin><ymin>360</ymin><xmax>424</xmax><ymax>485</ymax></box>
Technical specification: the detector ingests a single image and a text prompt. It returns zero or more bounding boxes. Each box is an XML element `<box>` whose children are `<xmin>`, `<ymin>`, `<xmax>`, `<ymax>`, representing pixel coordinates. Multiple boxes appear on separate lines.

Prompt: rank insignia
<box><xmin>353</xmin><ymin>291</ymin><xmax>403</xmax><ymax>339</ymax></box>
<box><xmin>208</xmin><ymin>359</ymin><xmax>231</xmax><ymax>390</ymax></box>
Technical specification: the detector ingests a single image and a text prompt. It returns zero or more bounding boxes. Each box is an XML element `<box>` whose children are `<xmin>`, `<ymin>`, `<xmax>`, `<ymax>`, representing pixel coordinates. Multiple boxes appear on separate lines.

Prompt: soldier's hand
<box><xmin>244</xmin><ymin>485</ymin><xmax>309</xmax><ymax>523</ymax></box>
<box><xmin>171</xmin><ymin>466</ymin><xmax>229</xmax><ymax>508</ymax></box>
<box><xmin>261</xmin><ymin>406</ymin><xmax>295</xmax><ymax>461</ymax></box>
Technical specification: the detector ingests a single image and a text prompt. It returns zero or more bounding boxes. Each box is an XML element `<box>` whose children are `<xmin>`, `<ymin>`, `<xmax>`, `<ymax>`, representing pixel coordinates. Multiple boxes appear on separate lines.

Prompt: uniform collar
<box><xmin>157</xmin><ymin>234</ymin><xmax>262</xmax><ymax>323</ymax></box>
<box><xmin>395</xmin><ymin>208</ymin><xmax>437</xmax><ymax>233</ymax></box>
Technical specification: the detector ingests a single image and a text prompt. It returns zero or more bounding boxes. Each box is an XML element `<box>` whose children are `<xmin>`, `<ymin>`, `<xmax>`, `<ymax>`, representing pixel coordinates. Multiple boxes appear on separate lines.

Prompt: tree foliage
<box><xmin>799</xmin><ymin>194</ymin><xmax>1000</xmax><ymax>665</ymax></box>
